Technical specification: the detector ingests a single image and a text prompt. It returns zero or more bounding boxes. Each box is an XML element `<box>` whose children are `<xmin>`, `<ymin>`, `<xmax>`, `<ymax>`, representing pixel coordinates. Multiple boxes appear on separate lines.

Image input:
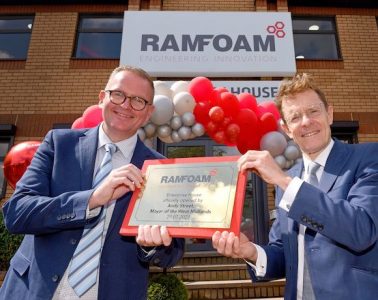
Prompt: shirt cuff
<box><xmin>244</xmin><ymin>243</ymin><xmax>267</xmax><ymax>277</ymax></box>
<box><xmin>86</xmin><ymin>206</ymin><xmax>101</xmax><ymax>219</ymax></box>
<box><xmin>140</xmin><ymin>246</ymin><xmax>157</xmax><ymax>257</ymax></box>
<box><xmin>279</xmin><ymin>176</ymin><xmax>303</xmax><ymax>211</ymax></box>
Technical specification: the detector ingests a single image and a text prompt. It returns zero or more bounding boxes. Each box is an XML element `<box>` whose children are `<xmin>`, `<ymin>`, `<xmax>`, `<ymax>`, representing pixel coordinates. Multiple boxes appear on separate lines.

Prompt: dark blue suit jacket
<box><xmin>248</xmin><ymin>140</ymin><xmax>378</xmax><ymax>299</ymax></box>
<box><xmin>0</xmin><ymin>127</ymin><xmax>184</xmax><ymax>300</ymax></box>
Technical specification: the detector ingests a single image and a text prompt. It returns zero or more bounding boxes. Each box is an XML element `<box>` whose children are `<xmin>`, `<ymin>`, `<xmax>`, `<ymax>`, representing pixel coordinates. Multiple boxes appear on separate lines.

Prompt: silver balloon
<box><xmin>274</xmin><ymin>155</ymin><xmax>287</xmax><ymax>169</ymax></box>
<box><xmin>157</xmin><ymin>125</ymin><xmax>172</xmax><ymax>138</ymax></box>
<box><xmin>181</xmin><ymin>112</ymin><xmax>196</xmax><ymax>127</ymax></box>
<box><xmin>150</xmin><ymin>95</ymin><xmax>174</xmax><ymax>125</ymax></box>
<box><xmin>137</xmin><ymin>128</ymin><xmax>146</xmax><ymax>141</ymax></box>
<box><xmin>178</xmin><ymin>126</ymin><xmax>191</xmax><ymax>140</ymax></box>
<box><xmin>171</xmin><ymin>131</ymin><xmax>182</xmax><ymax>143</ymax></box>
<box><xmin>191</xmin><ymin>123</ymin><xmax>205</xmax><ymax>137</ymax></box>
<box><xmin>143</xmin><ymin>123</ymin><xmax>156</xmax><ymax>138</ymax></box>
<box><xmin>170</xmin><ymin>116</ymin><xmax>182</xmax><ymax>130</ymax></box>
<box><xmin>173</xmin><ymin>91</ymin><xmax>196</xmax><ymax>115</ymax></box>
<box><xmin>171</xmin><ymin>80</ymin><xmax>189</xmax><ymax>95</ymax></box>
<box><xmin>159</xmin><ymin>135</ymin><xmax>174</xmax><ymax>143</ymax></box>
<box><xmin>260</xmin><ymin>131</ymin><xmax>288</xmax><ymax>157</ymax></box>
<box><xmin>284</xmin><ymin>145</ymin><xmax>300</xmax><ymax>160</ymax></box>
<box><xmin>285</xmin><ymin>159</ymin><xmax>294</xmax><ymax>170</ymax></box>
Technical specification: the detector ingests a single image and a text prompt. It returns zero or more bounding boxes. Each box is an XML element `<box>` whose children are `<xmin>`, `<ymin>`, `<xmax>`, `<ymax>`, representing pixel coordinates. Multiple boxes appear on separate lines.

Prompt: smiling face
<box><xmin>281</xmin><ymin>89</ymin><xmax>334</xmax><ymax>160</ymax></box>
<box><xmin>99</xmin><ymin>70</ymin><xmax>154</xmax><ymax>142</ymax></box>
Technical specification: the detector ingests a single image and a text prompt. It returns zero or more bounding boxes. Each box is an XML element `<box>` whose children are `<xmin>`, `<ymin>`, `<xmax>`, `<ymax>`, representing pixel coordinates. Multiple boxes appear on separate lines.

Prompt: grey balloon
<box><xmin>191</xmin><ymin>123</ymin><xmax>205</xmax><ymax>137</ymax></box>
<box><xmin>143</xmin><ymin>123</ymin><xmax>156</xmax><ymax>138</ymax></box>
<box><xmin>260</xmin><ymin>131</ymin><xmax>288</xmax><ymax>157</ymax></box>
<box><xmin>181</xmin><ymin>112</ymin><xmax>196</xmax><ymax>127</ymax></box>
<box><xmin>171</xmin><ymin>131</ymin><xmax>182</xmax><ymax>143</ymax></box>
<box><xmin>170</xmin><ymin>116</ymin><xmax>182</xmax><ymax>130</ymax></box>
<box><xmin>178</xmin><ymin>126</ymin><xmax>191</xmax><ymax>140</ymax></box>
<box><xmin>150</xmin><ymin>95</ymin><xmax>174</xmax><ymax>125</ymax></box>
<box><xmin>274</xmin><ymin>155</ymin><xmax>287</xmax><ymax>169</ymax></box>
<box><xmin>157</xmin><ymin>125</ymin><xmax>172</xmax><ymax>138</ymax></box>
<box><xmin>137</xmin><ymin>128</ymin><xmax>146</xmax><ymax>141</ymax></box>
<box><xmin>284</xmin><ymin>145</ymin><xmax>300</xmax><ymax>160</ymax></box>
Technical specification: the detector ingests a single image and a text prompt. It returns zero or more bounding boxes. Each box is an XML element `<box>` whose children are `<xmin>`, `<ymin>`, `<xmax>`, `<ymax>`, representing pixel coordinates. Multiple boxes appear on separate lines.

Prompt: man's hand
<box><xmin>136</xmin><ymin>225</ymin><xmax>172</xmax><ymax>247</ymax></box>
<box><xmin>212</xmin><ymin>231</ymin><xmax>257</xmax><ymax>262</ymax></box>
<box><xmin>89</xmin><ymin>164</ymin><xmax>144</xmax><ymax>209</ymax></box>
<box><xmin>238</xmin><ymin>150</ymin><xmax>292</xmax><ymax>190</ymax></box>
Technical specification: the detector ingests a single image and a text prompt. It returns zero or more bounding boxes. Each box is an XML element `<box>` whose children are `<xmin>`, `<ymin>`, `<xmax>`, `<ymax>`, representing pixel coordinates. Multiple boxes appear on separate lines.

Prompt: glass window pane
<box><xmin>293</xmin><ymin>19</ymin><xmax>334</xmax><ymax>31</ymax></box>
<box><xmin>166</xmin><ymin>146</ymin><xmax>205</xmax><ymax>158</ymax></box>
<box><xmin>0</xmin><ymin>141</ymin><xmax>9</xmax><ymax>155</ymax></box>
<box><xmin>0</xmin><ymin>18</ymin><xmax>33</xmax><ymax>31</ymax></box>
<box><xmin>76</xmin><ymin>32</ymin><xmax>122</xmax><ymax>58</ymax></box>
<box><xmin>294</xmin><ymin>34</ymin><xmax>339</xmax><ymax>59</ymax></box>
<box><xmin>80</xmin><ymin>17</ymin><xmax>123</xmax><ymax>31</ymax></box>
<box><xmin>212</xmin><ymin>145</ymin><xmax>240</xmax><ymax>157</ymax></box>
<box><xmin>0</xmin><ymin>34</ymin><xmax>31</xmax><ymax>59</ymax></box>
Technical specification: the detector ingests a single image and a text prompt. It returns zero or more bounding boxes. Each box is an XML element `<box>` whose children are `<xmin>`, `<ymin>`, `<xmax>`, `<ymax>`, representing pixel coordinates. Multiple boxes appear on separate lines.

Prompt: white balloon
<box><xmin>171</xmin><ymin>131</ymin><xmax>182</xmax><ymax>143</ymax></box>
<box><xmin>178</xmin><ymin>126</ymin><xmax>191</xmax><ymax>140</ymax></box>
<box><xmin>260</xmin><ymin>131</ymin><xmax>288</xmax><ymax>157</ymax></box>
<box><xmin>157</xmin><ymin>125</ymin><xmax>172</xmax><ymax>138</ymax></box>
<box><xmin>170</xmin><ymin>116</ymin><xmax>182</xmax><ymax>130</ymax></box>
<box><xmin>153</xmin><ymin>81</ymin><xmax>172</xmax><ymax>98</ymax></box>
<box><xmin>159</xmin><ymin>135</ymin><xmax>174</xmax><ymax>143</ymax></box>
<box><xmin>143</xmin><ymin>123</ymin><xmax>156</xmax><ymax>138</ymax></box>
<box><xmin>171</xmin><ymin>81</ymin><xmax>189</xmax><ymax>95</ymax></box>
<box><xmin>284</xmin><ymin>145</ymin><xmax>300</xmax><ymax>160</ymax></box>
<box><xmin>181</xmin><ymin>112</ymin><xmax>196</xmax><ymax>127</ymax></box>
<box><xmin>191</xmin><ymin>123</ymin><xmax>205</xmax><ymax>137</ymax></box>
<box><xmin>144</xmin><ymin>138</ymin><xmax>153</xmax><ymax>148</ymax></box>
<box><xmin>150</xmin><ymin>95</ymin><xmax>174</xmax><ymax>125</ymax></box>
<box><xmin>274</xmin><ymin>155</ymin><xmax>287</xmax><ymax>169</ymax></box>
<box><xmin>137</xmin><ymin>128</ymin><xmax>146</xmax><ymax>141</ymax></box>
<box><xmin>173</xmin><ymin>92</ymin><xmax>196</xmax><ymax>115</ymax></box>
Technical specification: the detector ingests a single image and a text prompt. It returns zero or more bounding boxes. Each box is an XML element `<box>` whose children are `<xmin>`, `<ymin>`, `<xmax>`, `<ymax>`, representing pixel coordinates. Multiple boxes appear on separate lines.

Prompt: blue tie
<box><xmin>302</xmin><ymin>161</ymin><xmax>320</xmax><ymax>300</ymax></box>
<box><xmin>68</xmin><ymin>143</ymin><xmax>117</xmax><ymax>297</ymax></box>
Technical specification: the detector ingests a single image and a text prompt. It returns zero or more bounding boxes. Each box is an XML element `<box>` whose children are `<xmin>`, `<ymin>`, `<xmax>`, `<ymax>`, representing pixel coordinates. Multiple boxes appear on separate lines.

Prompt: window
<box><xmin>0</xmin><ymin>16</ymin><xmax>34</xmax><ymax>60</ymax></box>
<box><xmin>0</xmin><ymin>125</ymin><xmax>16</xmax><ymax>199</ymax></box>
<box><xmin>74</xmin><ymin>15</ymin><xmax>123</xmax><ymax>59</ymax></box>
<box><xmin>293</xmin><ymin>17</ymin><xmax>341</xmax><ymax>60</ymax></box>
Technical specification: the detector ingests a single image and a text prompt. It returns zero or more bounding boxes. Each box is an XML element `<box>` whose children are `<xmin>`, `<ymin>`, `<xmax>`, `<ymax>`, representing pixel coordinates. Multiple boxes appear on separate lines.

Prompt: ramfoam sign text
<box><xmin>121</xmin><ymin>11</ymin><xmax>296</xmax><ymax>77</ymax></box>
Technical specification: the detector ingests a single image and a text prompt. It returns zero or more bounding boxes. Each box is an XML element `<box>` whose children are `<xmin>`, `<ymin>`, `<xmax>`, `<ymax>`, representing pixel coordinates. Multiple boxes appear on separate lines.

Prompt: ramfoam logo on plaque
<box><xmin>120</xmin><ymin>11</ymin><xmax>296</xmax><ymax>77</ymax></box>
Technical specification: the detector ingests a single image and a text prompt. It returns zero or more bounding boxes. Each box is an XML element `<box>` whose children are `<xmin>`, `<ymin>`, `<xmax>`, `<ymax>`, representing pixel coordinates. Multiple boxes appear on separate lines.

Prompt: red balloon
<box><xmin>205</xmin><ymin>121</ymin><xmax>219</xmax><ymax>135</ymax></box>
<box><xmin>237</xmin><ymin>130</ymin><xmax>261</xmax><ymax>154</ymax></box>
<box><xmin>226</xmin><ymin>123</ymin><xmax>241</xmax><ymax>140</ymax></box>
<box><xmin>235</xmin><ymin>108</ymin><xmax>259</xmax><ymax>131</ymax></box>
<box><xmin>71</xmin><ymin>117</ymin><xmax>85</xmax><ymax>129</ymax></box>
<box><xmin>209</xmin><ymin>106</ymin><xmax>225</xmax><ymax>123</ymax></box>
<box><xmin>260</xmin><ymin>112</ymin><xmax>278</xmax><ymax>135</ymax></box>
<box><xmin>82</xmin><ymin>105</ymin><xmax>103</xmax><ymax>128</ymax></box>
<box><xmin>3</xmin><ymin>141</ymin><xmax>41</xmax><ymax>189</ymax></box>
<box><xmin>238</xmin><ymin>93</ymin><xmax>258</xmax><ymax>112</ymax></box>
<box><xmin>209</xmin><ymin>89</ymin><xmax>221</xmax><ymax>107</ymax></box>
<box><xmin>256</xmin><ymin>104</ymin><xmax>269</xmax><ymax>118</ymax></box>
<box><xmin>259</xmin><ymin>101</ymin><xmax>281</xmax><ymax>120</ymax></box>
<box><xmin>219</xmin><ymin>92</ymin><xmax>240</xmax><ymax>118</ymax></box>
<box><xmin>214</xmin><ymin>86</ymin><xmax>229</xmax><ymax>94</ymax></box>
<box><xmin>193</xmin><ymin>101</ymin><xmax>211</xmax><ymax>125</ymax></box>
<box><xmin>213</xmin><ymin>130</ymin><xmax>226</xmax><ymax>144</ymax></box>
<box><xmin>188</xmin><ymin>77</ymin><xmax>214</xmax><ymax>103</ymax></box>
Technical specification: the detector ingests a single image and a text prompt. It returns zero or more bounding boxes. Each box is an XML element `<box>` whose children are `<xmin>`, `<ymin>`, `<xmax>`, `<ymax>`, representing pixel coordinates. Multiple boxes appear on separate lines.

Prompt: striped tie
<box><xmin>68</xmin><ymin>143</ymin><xmax>117</xmax><ymax>297</ymax></box>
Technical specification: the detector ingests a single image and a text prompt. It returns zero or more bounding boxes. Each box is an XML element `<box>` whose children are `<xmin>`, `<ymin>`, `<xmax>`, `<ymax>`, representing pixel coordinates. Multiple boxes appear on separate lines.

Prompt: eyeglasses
<box><xmin>105</xmin><ymin>90</ymin><xmax>151</xmax><ymax>111</ymax></box>
<box><xmin>284</xmin><ymin>103</ymin><xmax>324</xmax><ymax>126</ymax></box>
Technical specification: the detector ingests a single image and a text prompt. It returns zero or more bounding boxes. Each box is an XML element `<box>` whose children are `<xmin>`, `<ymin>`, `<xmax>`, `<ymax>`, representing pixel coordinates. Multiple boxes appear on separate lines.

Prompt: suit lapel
<box><xmin>79</xmin><ymin>127</ymin><xmax>99</xmax><ymax>190</ymax></box>
<box><xmin>319</xmin><ymin>140</ymin><xmax>350</xmax><ymax>193</ymax></box>
<box><xmin>106</xmin><ymin>138</ymin><xmax>158</xmax><ymax>238</ymax></box>
<box><xmin>286</xmin><ymin>162</ymin><xmax>303</xmax><ymax>233</ymax></box>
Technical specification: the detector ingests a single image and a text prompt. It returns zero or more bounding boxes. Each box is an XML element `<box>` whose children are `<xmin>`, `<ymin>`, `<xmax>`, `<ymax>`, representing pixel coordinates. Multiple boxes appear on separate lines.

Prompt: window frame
<box><xmin>0</xmin><ymin>125</ymin><xmax>16</xmax><ymax>199</ymax></box>
<box><xmin>0</xmin><ymin>15</ymin><xmax>34</xmax><ymax>60</ymax></box>
<box><xmin>292</xmin><ymin>16</ymin><xmax>342</xmax><ymax>61</ymax></box>
<box><xmin>73</xmin><ymin>13</ymin><xmax>124</xmax><ymax>60</ymax></box>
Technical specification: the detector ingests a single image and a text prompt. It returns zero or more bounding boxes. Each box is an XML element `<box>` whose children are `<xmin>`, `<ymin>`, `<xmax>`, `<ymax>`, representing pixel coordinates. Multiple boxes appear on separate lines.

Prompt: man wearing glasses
<box><xmin>1</xmin><ymin>66</ymin><xmax>185</xmax><ymax>300</ymax></box>
<box><xmin>212</xmin><ymin>73</ymin><xmax>378</xmax><ymax>299</ymax></box>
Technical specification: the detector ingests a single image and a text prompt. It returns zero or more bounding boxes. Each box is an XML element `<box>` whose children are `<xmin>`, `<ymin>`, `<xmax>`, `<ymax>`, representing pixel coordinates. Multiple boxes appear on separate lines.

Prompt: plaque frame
<box><xmin>120</xmin><ymin>156</ymin><xmax>247</xmax><ymax>239</ymax></box>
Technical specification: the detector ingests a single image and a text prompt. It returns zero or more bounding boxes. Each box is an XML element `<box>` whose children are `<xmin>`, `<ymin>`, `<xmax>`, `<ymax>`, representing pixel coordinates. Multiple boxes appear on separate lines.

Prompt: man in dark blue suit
<box><xmin>0</xmin><ymin>66</ymin><xmax>184</xmax><ymax>300</ymax></box>
<box><xmin>212</xmin><ymin>73</ymin><xmax>378</xmax><ymax>299</ymax></box>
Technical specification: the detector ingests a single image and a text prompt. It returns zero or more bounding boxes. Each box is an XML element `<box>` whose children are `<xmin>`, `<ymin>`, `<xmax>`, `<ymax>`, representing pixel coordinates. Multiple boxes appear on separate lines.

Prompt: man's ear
<box><xmin>327</xmin><ymin>105</ymin><xmax>334</xmax><ymax>125</ymax></box>
<box><xmin>98</xmin><ymin>90</ymin><xmax>106</xmax><ymax>108</ymax></box>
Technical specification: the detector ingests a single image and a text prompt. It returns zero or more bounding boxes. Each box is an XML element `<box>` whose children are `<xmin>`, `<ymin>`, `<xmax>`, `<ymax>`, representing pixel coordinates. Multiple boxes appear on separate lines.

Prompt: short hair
<box><xmin>275</xmin><ymin>73</ymin><xmax>329</xmax><ymax>122</ymax></box>
<box><xmin>107</xmin><ymin>65</ymin><xmax>155</xmax><ymax>99</ymax></box>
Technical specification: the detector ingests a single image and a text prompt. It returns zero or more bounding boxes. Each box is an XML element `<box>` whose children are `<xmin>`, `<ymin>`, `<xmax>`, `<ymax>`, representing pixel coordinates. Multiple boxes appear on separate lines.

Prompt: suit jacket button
<box><xmin>71</xmin><ymin>212</ymin><xmax>76</xmax><ymax>218</ymax></box>
<box><xmin>318</xmin><ymin>225</ymin><xmax>324</xmax><ymax>231</ymax></box>
<box><xmin>57</xmin><ymin>215</ymin><xmax>62</xmax><ymax>221</ymax></box>
<box><xmin>70</xmin><ymin>238</ymin><xmax>77</xmax><ymax>245</ymax></box>
<box><xmin>52</xmin><ymin>275</ymin><xmax>59</xmax><ymax>282</ymax></box>
<box><xmin>301</xmin><ymin>215</ymin><xmax>307</xmax><ymax>222</ymax></box>
<box><xmin>153</xmin><ymin>258</ymin><xmax>160</xmax><ymax>265</ymax></box>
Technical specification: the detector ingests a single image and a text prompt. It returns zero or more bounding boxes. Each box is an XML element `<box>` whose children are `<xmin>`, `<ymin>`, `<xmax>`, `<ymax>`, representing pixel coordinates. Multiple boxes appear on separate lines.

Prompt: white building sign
<box><xmin>121</xmin><ymin>11</ymin><xmax>296</xmax><ymax>77</ymax></box>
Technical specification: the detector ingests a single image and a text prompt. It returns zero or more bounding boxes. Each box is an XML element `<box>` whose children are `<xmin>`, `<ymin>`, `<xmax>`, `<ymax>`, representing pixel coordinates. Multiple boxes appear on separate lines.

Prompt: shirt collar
<box><xmin>98</xmin><ymin>123</ymin><xmax>137</xmax><ymax>160</ymax></box>
<box><xmin>302</xmin><ymin>139</ymin><xmax>334</xmax><ymax>172</ymax></box>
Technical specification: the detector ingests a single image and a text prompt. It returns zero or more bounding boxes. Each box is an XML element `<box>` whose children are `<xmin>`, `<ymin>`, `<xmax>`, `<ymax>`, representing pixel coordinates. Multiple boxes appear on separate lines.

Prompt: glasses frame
<box><xmin>105</xmin><ymin>90</ymin><xmax>151</xmax><ymax>111</ymax></box>
<box><xmin>284</xmin><ymin>103</ymin><xmax>325</xmax><ymax>127</ymax></box>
